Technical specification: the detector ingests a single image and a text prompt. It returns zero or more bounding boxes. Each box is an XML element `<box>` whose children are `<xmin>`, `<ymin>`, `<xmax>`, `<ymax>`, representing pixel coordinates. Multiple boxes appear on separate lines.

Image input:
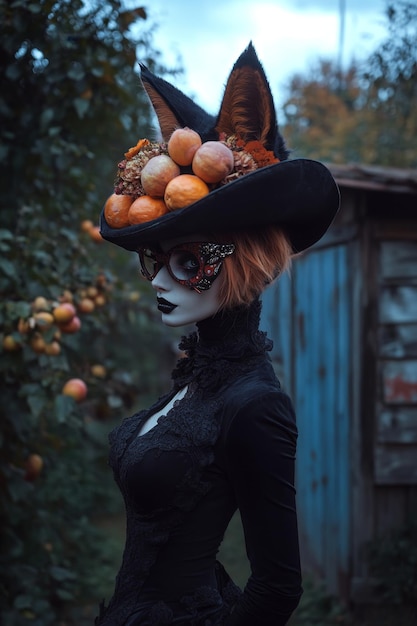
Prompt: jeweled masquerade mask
<box><xmin>137</xmin><ymin>242</ymin><xmax>235</xmax><ymax>293</ymax></box>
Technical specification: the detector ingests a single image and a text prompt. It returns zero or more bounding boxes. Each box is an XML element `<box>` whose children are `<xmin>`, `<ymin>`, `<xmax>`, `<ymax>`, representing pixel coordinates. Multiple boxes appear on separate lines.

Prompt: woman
<box><xmin>98</xmin><ymin>43</ymin><xmax>340</xmax><ymax>625</ymax></box>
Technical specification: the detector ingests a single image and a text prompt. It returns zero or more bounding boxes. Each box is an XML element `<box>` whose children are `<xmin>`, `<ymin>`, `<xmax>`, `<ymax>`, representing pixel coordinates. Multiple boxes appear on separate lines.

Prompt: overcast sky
<box><xmin>141</xmin><ymin>0</ymin><xmax>388</xmax><ymax>114</ymax></box>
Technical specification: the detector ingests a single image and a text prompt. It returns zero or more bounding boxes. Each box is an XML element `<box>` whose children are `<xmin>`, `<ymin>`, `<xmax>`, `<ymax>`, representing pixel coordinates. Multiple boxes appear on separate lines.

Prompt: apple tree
<box><xmin>0</xmin><ymin>1</ymin><xmax>178</xmax><ymax>624</ymax></box>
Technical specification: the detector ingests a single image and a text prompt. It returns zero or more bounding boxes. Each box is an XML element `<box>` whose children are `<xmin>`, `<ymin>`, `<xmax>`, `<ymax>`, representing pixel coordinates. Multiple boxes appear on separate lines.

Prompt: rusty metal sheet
<box><xmin>262</xmin><ymin>243</ymin><xmax>352</xmax><ymax>598</ymax></box>
<box><xmin>382</xmin><ymin>360</ymin><xmax>417</xmax><ymax>403</ymax></box>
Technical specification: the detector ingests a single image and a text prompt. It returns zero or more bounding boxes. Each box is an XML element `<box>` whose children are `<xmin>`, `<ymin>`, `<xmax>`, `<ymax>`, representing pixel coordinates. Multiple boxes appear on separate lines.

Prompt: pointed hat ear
<box><xmin>140</xmin><ymin>64</ymin><xmax>216</xmax><ymax>142</ymax></box>
<box><xmin>215</xmin><ymin>42</ymin><xmax>287</xmax><ymax>159</ymax></box>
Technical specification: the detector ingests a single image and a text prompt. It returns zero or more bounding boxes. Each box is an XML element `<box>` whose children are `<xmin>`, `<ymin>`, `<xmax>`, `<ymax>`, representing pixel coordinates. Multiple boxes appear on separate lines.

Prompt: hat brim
<box><xmin>99</xmin><ymin>158</ymin><xmax>340</xmax><ymax>253</ymax></box>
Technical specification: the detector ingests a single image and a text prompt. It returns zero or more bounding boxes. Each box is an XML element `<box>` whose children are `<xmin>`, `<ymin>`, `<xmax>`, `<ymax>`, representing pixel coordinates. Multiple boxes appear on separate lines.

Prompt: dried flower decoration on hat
<box><xmin>124</xmin><ymin>138</ymin><xmax>150</xmax><ymax>160</ymax></box>
<box><xmin>104</xmin><ymin>128</ymin><xmax>280</xmax><ymax>230</ymax></box>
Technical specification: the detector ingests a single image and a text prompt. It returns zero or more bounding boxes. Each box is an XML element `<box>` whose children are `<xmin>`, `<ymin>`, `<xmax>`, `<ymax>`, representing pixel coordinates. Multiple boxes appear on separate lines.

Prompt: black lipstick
<box><xmin>157</xmin><ymin>297</ymin><xmax>177</xmax><ymax>314</ymax></box>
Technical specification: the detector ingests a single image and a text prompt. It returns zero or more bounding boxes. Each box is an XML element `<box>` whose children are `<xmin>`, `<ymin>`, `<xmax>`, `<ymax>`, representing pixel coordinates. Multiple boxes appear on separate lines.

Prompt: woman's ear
<box><xmin>215</xmin><ymin>42</ymin><xmax>279</xmax><ymax>153</ymax></box>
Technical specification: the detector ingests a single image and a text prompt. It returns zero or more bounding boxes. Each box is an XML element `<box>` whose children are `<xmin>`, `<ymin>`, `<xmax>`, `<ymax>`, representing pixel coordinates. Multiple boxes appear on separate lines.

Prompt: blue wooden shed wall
<box><xmin>261</xmin><ymin>242</ymin><xmax>352</xmax><ymax>597</ymax></box>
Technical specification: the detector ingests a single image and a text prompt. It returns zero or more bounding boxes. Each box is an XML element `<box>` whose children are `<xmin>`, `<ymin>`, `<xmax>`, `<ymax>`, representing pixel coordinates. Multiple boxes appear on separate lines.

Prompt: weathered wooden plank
<box><xmin>350</xmin><ymin>239</ymin><xmax>374</xmax><ymax>587</ymax></box>
<box><xmin>407</xmin><ymin>485</ymin><xmax>417</xmax><ymax>513</ymax></box>
<box><xmin>310</xmin><ymin>223</ymin><xmax>358</xmax><ymax>250</ymax></box>
<box><xmin>375</xmin><ymin>445</ymin><xmax>417</xmax><ymax>484</ymax></box>
<box><xmin>330</xmin><ymin>163</ymin><xmax>417</xmax><ymax>191</ymax></box>
<box><xmin>380</xmin><ymin>241</ymin><xmax>417</xmax><ymax>279</ymax></box>
<box><xmin>381</xmin><ymin>360</ymin><xmax>417</xmax><ymax>403</ymax></box>
<box><xmin>374</xmin><ymin>221</ymin><xmax>417</xmax><ymax>240</ymax></box>
<box><xmin>377</xmin><ymin>407</ymin><xmax>417</xmax><ymax>443</ymax></box>
<box><xmin>261</xmin><ymin>273</ymin><xmax>293</xmax><ymax>394</ymax></box>
<box><xmin>379</xmin><ymin>286</ymin><xmax>417</xmax><ymax>324</ymax></box>
<box><xmin>374</xmin><ymin>485</ymin><xmax>409</xmax><ymax>533</ymax></box>
<box><xmin>378</xmin><ymin>324</ymin><xmax>417</xmax><ymax>358</ymax></box>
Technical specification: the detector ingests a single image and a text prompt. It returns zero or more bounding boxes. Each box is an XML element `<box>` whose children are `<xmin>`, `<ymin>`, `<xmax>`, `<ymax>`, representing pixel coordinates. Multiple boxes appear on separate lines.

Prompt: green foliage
<box><xmin>0</xmin><ymin>0</ymin><xmax>176</xmax><ymax>225</ymax></box>
<box><xmin>367</xmin><ymin>519</ymin><xmax>417</xmax><ymax>605</ymax></box>
<box><xmin>282</xmin><ymin>60</ymin><xmax>362</xmax><ymax>164</ymax></box>
<box><xmin>289</xmin><ymin>578</ymin><xmax>351</xmax><ymax>625</ymax></box>
<box><xmin>361</xmin><ymin>1</ymin><xmax>417</xmax><ymax>167</ymax></box>
<box><xmin>0</xmin><ymin>1</ymin><xmax>178</xmax><ymax>623</ymax></box>
<box><xmin>0</xmin><ymin>203</ymin><xmax>173</xmax><ymax>626</ymax></box>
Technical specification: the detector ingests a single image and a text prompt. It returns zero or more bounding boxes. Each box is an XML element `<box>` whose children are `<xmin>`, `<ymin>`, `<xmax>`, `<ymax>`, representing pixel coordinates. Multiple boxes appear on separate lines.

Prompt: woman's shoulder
<box><xmin>219</xmin><ymin>361</ymin><xmax>297</xmax><ymax>437</ymax></box>
<box><xmin>221</xmin><ymin>355</ymin><xmax>281</xmax><ymax>403</ymax></box>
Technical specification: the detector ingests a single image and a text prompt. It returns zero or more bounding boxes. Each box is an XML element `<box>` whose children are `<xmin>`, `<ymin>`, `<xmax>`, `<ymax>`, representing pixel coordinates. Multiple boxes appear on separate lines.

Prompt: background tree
<box><xmin>0</xmin><ymin>2</ymin><xmax>179</xmax><ymax>624</ymax></box>
<box><xmin>282</xmin><ymin>1</ymin><xmax>417</xmax><ymax>168</ymax></box>
<box><xmin>282</xmin><ymin>60</ymin><xmax>361</xmax><ymax>163</ymax></box>
<box><xmin>360</xmin><ymin>1</ymin><xmax>417</xmax><ymax>166</ymax></box>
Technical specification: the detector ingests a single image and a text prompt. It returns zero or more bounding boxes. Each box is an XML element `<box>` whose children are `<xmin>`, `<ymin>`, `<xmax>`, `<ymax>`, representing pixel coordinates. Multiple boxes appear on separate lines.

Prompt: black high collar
<box><xmin>171</xmin><ymin>298</ymin><xmax>272</xmax><ymax>391</ymax></box>
<box><xmin>196</xmin><ymin>298</ymin><xmax>262</xmax><ymax>344</ymax></box>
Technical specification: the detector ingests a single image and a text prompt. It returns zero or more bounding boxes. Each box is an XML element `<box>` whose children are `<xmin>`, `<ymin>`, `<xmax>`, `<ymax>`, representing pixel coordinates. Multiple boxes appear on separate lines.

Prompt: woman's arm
<box><xmin>223</xmin><ymin>390</ymin><xmax>303</xmax><ymax>626</ymax></box>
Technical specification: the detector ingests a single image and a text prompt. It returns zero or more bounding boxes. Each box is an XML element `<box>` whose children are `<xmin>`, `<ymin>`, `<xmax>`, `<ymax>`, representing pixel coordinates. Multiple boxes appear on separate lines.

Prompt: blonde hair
<box><xmin>212</xmin><ymin>227</ymin><xmax>293</xmax><ymax>309</ymax></box>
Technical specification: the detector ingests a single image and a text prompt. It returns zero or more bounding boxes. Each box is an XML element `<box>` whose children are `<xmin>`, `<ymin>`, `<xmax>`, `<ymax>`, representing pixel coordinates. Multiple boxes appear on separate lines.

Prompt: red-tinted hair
<box><xmin>212</xmin><ymin>227</ymin><xmax>293</xmax><ymax>309</ymax></box>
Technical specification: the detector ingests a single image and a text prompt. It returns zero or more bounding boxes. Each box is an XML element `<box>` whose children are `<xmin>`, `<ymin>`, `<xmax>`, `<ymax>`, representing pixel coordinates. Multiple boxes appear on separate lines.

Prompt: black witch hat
<box><xmin>99</xmin><ymin>43</ymin><xmax>340</xmax><ymax>252</ymax></box>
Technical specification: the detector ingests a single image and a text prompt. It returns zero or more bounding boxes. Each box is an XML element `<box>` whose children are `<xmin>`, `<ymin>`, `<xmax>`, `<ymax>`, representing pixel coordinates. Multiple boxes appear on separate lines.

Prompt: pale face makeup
<box><xmin>150</xmin><ymin>234</ymin><xmax>223</xmax><ymax>327</ymax></box>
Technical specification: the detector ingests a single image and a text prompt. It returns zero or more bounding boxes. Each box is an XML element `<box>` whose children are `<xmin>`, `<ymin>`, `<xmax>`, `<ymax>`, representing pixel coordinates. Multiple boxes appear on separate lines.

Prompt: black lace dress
<box><xmin>96</xmin><ymin>300</ymin><xmax>302</xmax><ymax>626</ymax></box>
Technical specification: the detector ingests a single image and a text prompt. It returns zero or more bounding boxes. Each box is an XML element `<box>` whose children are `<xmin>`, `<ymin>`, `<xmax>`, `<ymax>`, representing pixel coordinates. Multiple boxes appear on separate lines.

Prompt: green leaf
<box><xmin>19</xmin><ymin>383</ymin><xmax>39</xmax><ymax>397</ymax></box>
<box><xmin>73</xmin><ymin>98</ymin><xmax>89</xmax><ymax>118</ymax></box>
<box><xmin>27</xmin><ymin>2</ymin><xmax>43</xmax><ymax>13</ymax></box>
<box><xmin>7</xmin><ymin>474</ymin><xmax>33</xmax><ymax>504</ymax></box>
<box><xmin>5</xmin><ymin>300</ymin><xmax>31</xmax><ymax>320</ymax></box>
<box><xmin>27</xmin><ymin>393</ymin><xmax>46</xmax><ymax>418</ymax></box>
<box><xmin>32</xmin><ymin>249</ymin><xmax>53</xmax><ymax>265</ymax></box>
<box><xmin>55</xmin><ymin>588</ymin><xmax>75</xmax><ymax>600</ymax></box>
<box><xmin>39</xmin><ymin>352</ymin><xmax>69</xmax><ymax>371</ymax></box>
<box><xmin>68</xmin><ymin>66</ymin><xmax>85</xmax><ymax>81</ymax></box>
<box><xmin>48</xmin><ymin>126</ymin><xmax>62</xmax><ymax>137</ymax></box>
<box><xmin>54</xmin><ymin>394</ymin><xmax>75</xmax><ymax>423</ymax></box>
<box><xmin>0</xmin><ymin>258</ymin><xmax>17</xmax><ymax>279</ymax></box>
<box><xmin>2</xmin><ymin>528</ymin><xmax>24</xmax><ymax>558</ymax></box>
<box><xmin>40</xmin><ymin>108</ymin><xmax>55</xmax><ymax>129</ymax></box>
<box><xmin>13</xmin><ymin>594</ymin><xmax>33</xmax><ymax>610</ymax></box>
<box><xmin>49</xmin><ymin>565</ymin><xmax>76</xmax><ymax>581</ymax></box>
<box><xmin>107</xmin><ymin>394</ymin><xmax>123</xmax><ymax>408</ymax></box>
<box><xmin>0</xmin><ymin>144</ymin><xmax>9</xmax><ymax>161</ymax></box>
<box><xmin>6</xmin><ymin>64</ymin><xmax>21</xmax><ymax>81</ymax></box>
<box><xmin>0</xmin><ymin>241</ymin><xmax>12</xmax><ymax>252</ymax></box>
<box><xmin>91</xmin><ymin>66</ymin><xmax>104</xmax><ymax>77</ymax></box>
<box><xmin>0</xmin><ymin>229</ymin><xmax>13</xmax><ymax>241</ymax></box>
